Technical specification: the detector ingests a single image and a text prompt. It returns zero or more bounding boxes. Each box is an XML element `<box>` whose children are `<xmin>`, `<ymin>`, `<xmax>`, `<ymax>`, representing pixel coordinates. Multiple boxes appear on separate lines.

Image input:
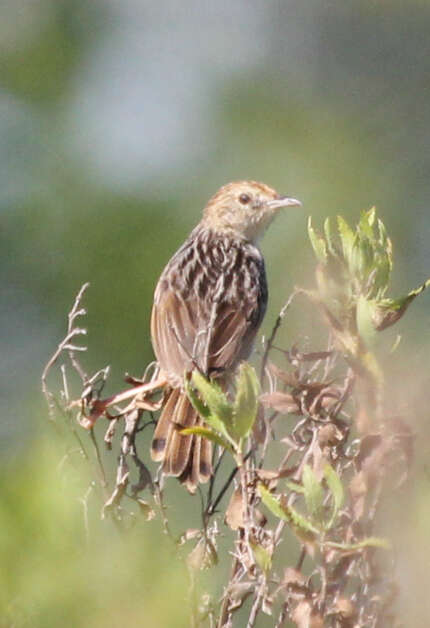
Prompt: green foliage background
<box><xmin>1</xmin><ymin>1</ymin><xmax>430</xmax><ymax>625</ymax></box>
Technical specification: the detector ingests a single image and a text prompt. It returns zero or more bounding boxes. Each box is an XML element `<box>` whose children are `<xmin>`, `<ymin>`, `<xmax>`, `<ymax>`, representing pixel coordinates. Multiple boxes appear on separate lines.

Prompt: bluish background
<box><xmin>1</xmin><ymin>2</ymin><xmax>429</xmax><ymax>626</ymax></box>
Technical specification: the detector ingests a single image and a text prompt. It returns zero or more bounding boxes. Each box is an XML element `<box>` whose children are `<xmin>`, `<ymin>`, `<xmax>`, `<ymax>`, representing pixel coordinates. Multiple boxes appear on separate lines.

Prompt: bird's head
<box><xmin>201</xmin><ymin>180</ymin><xmax>302</xmax><ymax>242</ymax></box>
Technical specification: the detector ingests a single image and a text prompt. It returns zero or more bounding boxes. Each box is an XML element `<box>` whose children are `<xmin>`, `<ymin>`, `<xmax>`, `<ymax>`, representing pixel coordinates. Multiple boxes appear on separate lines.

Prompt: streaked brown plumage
<box><xmin>150</xmin><ymin>181</ymin><xmax>301</xmax><ymax>492</ymax></box>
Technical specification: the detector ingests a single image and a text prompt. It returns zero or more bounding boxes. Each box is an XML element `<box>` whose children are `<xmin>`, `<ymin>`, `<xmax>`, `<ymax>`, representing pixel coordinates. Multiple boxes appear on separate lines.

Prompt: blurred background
<box><xmin>1</xmin><ymin>1</ymin><xmax>429</xmax><ymax>626</ymax></box>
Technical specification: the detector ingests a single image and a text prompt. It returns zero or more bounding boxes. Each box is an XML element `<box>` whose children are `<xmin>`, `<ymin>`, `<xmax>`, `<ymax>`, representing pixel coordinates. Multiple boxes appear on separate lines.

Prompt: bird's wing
<box><xmin>151</xmin><ymin>277</ymin><xmax>264</xmax><ymax>383</ymax></box>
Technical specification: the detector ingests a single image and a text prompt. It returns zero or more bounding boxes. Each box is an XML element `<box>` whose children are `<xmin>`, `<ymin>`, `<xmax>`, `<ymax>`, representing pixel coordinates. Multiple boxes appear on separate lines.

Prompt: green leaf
<box><xmin>285</xmin><ymin>480</ymin><xmax>305</xmax><ymax>494</ymax></box>
<box><xmin>349</xmin><ymin>233</ymin><xmax>365</xmax><ymax>280</ymax></box>
<box><xmin>372</xmin><ymin>218</ymin><xmax>392</xmax><ymax>296</ymax></box>
<box><xmin>258</xmin><ymin>484</ymin><xmax>319</xmax><ymax>535</ymax></box>
<box><xmin>377</xmin><ymin>217</ymin><xmax>391</xmax><ymax>257</ymax></box>
<box><xmin>185</xmin><ymin>378</ymin><xmax>211</xmax><ymax>420</ymax></box>
<box><xmin>377</xmin><ymin>219</ymin><xmax>392</xmax><ymax>258</ymax></box>
<box><xmin>302</xmin><ymin>465</ymin><xmax>324</xmax><ymax>523</ymax></box>
<box><xmin>191</xmin><ymin>371</ymin><xmax>233</xmax><ymax>427</ymax></box>
<box><xmin>185</xmin><ymin>377</ymin><xmax>231</xmax><ymax>438</ymax></box>
<box><xmin>308</xmin><ymin>217</ymin><xmax>328</xmax><ymax>264</ymax></box>
<box><xmin>324</xmin><ymin>464</ymin><xmax>344</xmax><ymax>528</ymax></box>
<box><xmin>402</xmin><ymin>278</ymin><xmax>430</xmax><ymax>301</ymax></box>
<box><xmin>232</xmin><ymin>362</ymin><xmax>260</xmax><ymax>439</ymax></box>
<box><xmin>325</xmin><ymin>536</ymin><xmax>391</xmax><ymax>551</ymax></box>
<box><xmin>285</xmin><ymin>504</ymin><xmax>320</xmax><ymax>536</ymax></box>
<box><xmin>323</xmin><ymin>217</ymin><xmax>337</xmax><ymax>257</ymax></box>
<box><xmin>337</xmin><ymin>215</ymin><xmax>355</xmax><ymax>267</ymax></box>
<box><xmin>250</xmin><ymin>541</ymin><xmax>272</xmax><ymax>573</ymax></box>
<box><xmin>358</xmin><ymin>207</ymin><xmax>376</xmax><ymax>238</ymax></box>
<box><xmin>358</xmin><ymin>236</ymin><xmax>374</xmax><ymax>281</ymax></box>
<box><xmin>180</xmin><ymin>426</ymin><xmax>233</xmax><ymax>453</ymax></box>
<box><xmin>373</xmin><ymin>254</ymin><xmax>392</xmax><ymax>297</ymax></box>
<box><xmin>372</xmin><ymin>278</ymin><xmax>430</xmax><ymax>331</ymax></box>
<box><xmin>258</xmin><ymin>484</ymin><xmax>289</xmax><ymax>520</ymax></box>
<box><xmin>356</xmin><ymin>295</ymin><xmax>378</xmax><ymax>345</ymax></box>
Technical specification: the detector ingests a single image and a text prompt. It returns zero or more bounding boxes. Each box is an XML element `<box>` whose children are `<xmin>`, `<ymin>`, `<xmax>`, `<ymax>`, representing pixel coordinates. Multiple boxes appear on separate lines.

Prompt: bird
<box><xmin>150</xmin><ymin>180</ymin><xmax>301</xmax><ymax>493</ymax></box>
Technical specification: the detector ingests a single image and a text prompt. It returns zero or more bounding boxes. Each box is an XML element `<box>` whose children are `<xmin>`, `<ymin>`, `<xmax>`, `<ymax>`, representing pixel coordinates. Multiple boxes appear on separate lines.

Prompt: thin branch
<box><xmin>260</xmin><ymin>289</ymin><xmax>300</xmax><ymax>383</ymax></box>
<box><xmin>89</xmin><ymin>428</ymin><xmax>108</xmax><ymax>490</ymax></box>
<box><xmin>206</xmin><ymin>450</ymin><xmax>253</xmax><ymax>518</ymax></box>
<box><xmin>42</xmin><ymin>282</ymin><xmax>90</xmax><ymax>417</ymax></box>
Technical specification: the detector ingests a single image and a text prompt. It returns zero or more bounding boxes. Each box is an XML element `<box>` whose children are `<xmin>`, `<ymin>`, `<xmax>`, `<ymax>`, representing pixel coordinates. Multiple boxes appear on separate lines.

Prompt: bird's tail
<box><xmin>151</xmin><ymin>388</ymin><xmax>212</xmax><ymax>493</ymax></box>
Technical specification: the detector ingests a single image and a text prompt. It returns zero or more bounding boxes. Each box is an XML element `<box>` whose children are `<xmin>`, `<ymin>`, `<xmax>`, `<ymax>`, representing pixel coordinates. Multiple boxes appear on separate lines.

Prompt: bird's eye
<box><xmin>239</xmin><ymin>193</ymin><xmax>251</xmax><ymax>205</ymax></box>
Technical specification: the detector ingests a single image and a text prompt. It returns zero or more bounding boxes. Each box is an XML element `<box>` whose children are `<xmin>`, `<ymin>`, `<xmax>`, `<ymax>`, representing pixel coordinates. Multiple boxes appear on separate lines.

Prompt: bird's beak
<box><xmin>266</xmin><ymin>195</ymin><xmax>302</xmax><ymax>210</ymax></box>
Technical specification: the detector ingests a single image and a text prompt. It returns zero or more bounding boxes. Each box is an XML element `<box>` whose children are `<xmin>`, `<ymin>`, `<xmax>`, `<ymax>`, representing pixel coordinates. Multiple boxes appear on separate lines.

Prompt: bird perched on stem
<box><xmin>150</xmin><ymin>180</ymin><xmax>301</xmax><ymax>492</ymax></box>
